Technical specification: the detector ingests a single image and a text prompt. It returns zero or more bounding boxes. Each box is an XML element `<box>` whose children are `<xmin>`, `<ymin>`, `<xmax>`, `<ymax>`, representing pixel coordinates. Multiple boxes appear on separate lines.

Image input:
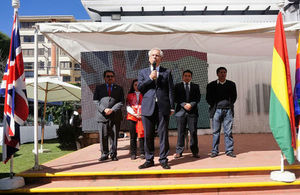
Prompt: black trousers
<box><xmin>142</xmin><ymin>103</ymin><xmax>170</xmax><ymax>164</ymax></box>
<box><xmin>98</xmin><ymin>120</ymin><xmax>119</xmax><ymax>158</ymax></box>
<box><xmin>128</xmin><ymin>120</ymin><xmax>145</xmax><ymax>155</ymax></box>
<box><xmin>175</xmin><ymin>115</ymin><xmax>199</xmax><ymax>155</ymax></box>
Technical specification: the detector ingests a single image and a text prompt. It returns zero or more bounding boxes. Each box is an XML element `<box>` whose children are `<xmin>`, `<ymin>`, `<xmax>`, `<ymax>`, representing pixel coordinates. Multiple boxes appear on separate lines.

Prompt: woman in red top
<box><xmin>126</xmin><ymin>79</ymin><xmax>145</xmax><ymax>160</ymax></box>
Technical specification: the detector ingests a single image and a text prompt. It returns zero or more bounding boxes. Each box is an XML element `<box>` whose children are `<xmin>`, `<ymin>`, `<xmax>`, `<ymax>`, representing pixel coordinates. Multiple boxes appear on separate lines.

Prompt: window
<box><xmin>47</xmin><ymin>49</ymin><xmax>51</xmax><ymax>56</ymax></box>
<box><xmin>39</xmin><ymin>61</ymin><xmax>45</xmax><ymax>70</ymax></box>
<box><xmin>38</xmin><ymin>35</ymin><xmax>44</xmax><ymax>42</ymax></box>
<box><xmin>23</xmin><ymin>49</ymin><xmax>34</xmax><ymax>57</ymax></box>
<box><xmin>74</xmin><ymin>63</ymin><xmax>81</xmax><ymax>70</ymax></box>
<box><xmin>63</xmin><ymin>76</ymin><xmax>71</xmax><ymax>82</ymax></box>
<box><xmin>75</xmin><ymin>77</ymin><xmax>81</xmax><ymax>82</ymax></box>
<box><xmin>25</xmin><ymin>71</ymin><xmax>34</xmax><ymax>78</ymax></box>
<box><xmin>60</xmin><ymin>61</ymin><xmax>71</xmax><ymax>69</ymax></box>
<box><xmin>24</xmin><ymin>62</ymin><xmax>34</xmax><ymax>70</ymax></box>
<box><xmin>23</xmin><ymin>35</ymin><xmax>34</xmax><ymax>43</ymax></box>
<box><xmin>20</xmin><ymin>22</ymin><xmax>36</xmax><ymax>29</ymax></box>
<box><xmin>38</xmin><ymin>48</ymin><xmax>44</xmax><ymax>56</ymax></box>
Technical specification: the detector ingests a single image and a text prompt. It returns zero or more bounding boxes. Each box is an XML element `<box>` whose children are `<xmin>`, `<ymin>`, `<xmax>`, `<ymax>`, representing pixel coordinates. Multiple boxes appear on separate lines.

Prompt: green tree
<box><xmin>46</xmin><ymin>101</ymin><xmax>78</xmax><ymax>126</ymax></box>
<box><xmin>0</xmin><ymin>32</ymin><xmax>10</xmax><ymax>79</ymax></box>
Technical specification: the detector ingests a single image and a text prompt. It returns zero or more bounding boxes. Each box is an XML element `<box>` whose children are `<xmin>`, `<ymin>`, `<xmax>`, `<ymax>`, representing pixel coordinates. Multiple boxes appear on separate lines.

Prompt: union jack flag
<box><xmin>0</xmin><ymin>11</ymin><xmax>29</xmax><ymax>163</ymax></box>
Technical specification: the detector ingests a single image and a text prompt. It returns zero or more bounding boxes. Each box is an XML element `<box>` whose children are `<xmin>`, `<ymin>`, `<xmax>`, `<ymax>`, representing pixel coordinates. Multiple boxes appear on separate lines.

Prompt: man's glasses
<box><xmin>105</xmin><ymin>75</ymin><xmax>114</xmax><ymax>78</ymax></box>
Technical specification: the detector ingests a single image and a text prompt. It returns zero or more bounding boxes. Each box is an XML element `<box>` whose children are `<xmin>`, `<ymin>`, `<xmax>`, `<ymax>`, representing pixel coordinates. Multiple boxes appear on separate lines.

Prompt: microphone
<box><xmin>152</xmin><ymin>62</ymin><xmax>156</xmax><ymax>71</ymax></box>
<box><xmin>152</xmin><ymin>62</ymin><xmax>157</xmax><ymax>80</ymax></box>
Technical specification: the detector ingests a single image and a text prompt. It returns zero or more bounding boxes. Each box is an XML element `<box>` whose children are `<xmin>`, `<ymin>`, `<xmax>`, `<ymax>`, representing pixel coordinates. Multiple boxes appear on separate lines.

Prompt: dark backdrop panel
<box><xmin>81</xmin><ymin>49</ymin><xmax>209</xmax><ymax>132</ymax></box>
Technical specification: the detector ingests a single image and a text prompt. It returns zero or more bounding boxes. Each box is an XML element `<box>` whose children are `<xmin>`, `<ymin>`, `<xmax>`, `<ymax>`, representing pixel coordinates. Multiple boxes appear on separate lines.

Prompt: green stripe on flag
<box><xmin>269</xmin><ymin>89</ymin><xmax>295</xmax><ymax>164</ymax></box>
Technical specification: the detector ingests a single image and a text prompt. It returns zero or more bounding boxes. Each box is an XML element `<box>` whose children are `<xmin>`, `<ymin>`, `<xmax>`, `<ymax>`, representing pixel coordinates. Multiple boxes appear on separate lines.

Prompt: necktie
<box><xmin>185</xmin><ymin>83</ymin><xmax>190</xmax><ymax>102</ymax></box>
<box><xmin>108</xmin><ymin>84</ymin><xmax>111</xmax><ymax>96</ymax></box>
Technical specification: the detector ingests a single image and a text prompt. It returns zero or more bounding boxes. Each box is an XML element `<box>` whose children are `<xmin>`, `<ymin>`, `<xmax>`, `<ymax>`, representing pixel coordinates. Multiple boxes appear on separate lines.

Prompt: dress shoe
<box><xmin>161</xmin><ymin>162</ymin><xmax>171</xmax><ymax>169</ymax></box>
<box><xmin>138</xmin><ymin>161</ymin><xmax>154</xmax><ymax>169</ymax></box>
<box><xmin>226</xmin><ymin>152</ymin><xmax>236</xmax><ymax>158</ymax></box>
<box><xmin>192</xmin><ymin>154</ymin><xmax>200</xmax><ymax>158</ymax></box>
<box><xmin>173</xmin><ymin>153</ymin><xmax>182</xmax><ymax>159</ymax></box>
<box><xmin>131</xmin><ymin>155</ymin><xmax>136</xmax><ymax>160</ymax></box>
<box><xmin>210</xmin><ymin>153</ymin><xmax>218</xmax><ymax>158</ymax></box>
<box><xmin>99</xmin><ymin>156</ymin><xmax>108</xmax><ymax>161</ymax></box>
<box><xmin>111</xmin><ymin>156</ymin><xmax>118</xmax><ymax>161</ymax></box>
<box><xmin>140</xmin><ymin>154</ymin><xmax>145</xmax><ymax>159</ymax></box>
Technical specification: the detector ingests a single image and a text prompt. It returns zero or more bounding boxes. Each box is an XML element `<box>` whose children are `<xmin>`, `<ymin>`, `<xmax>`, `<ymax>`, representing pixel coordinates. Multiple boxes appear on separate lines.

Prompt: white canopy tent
<box><xmin>38</xmin><ymin>21</ymin><xmax>300</xmax><ymax>64</ymax></box>
<box><xmin>36</xmin><ymin>19</ymin><xmax>300</xmax><ymax>133</ymax></box>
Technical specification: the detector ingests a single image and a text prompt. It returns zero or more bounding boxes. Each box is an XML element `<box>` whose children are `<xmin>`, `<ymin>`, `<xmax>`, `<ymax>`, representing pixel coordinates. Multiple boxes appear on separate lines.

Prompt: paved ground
<box><xmin>23</xmin><ymin>133</ymin><xmax>300</xmax><ymax>173</ymax></box>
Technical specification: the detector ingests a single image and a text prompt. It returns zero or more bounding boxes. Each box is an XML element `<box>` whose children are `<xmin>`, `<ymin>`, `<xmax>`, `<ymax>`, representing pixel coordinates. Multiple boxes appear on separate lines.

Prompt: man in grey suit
<box><xmin>93</xmin><ymin>70</ymin><xmax>124</xmax><ymax>161</ymax></box>
<box><xmin>138</xmin><ymin>48</ymin><xmax>175</xmax><ymax>169</ymax></box>
<box><xmin>174</xmin><ymin>70</ymin><xmax>201</xmax><ymax>159</ymax></box>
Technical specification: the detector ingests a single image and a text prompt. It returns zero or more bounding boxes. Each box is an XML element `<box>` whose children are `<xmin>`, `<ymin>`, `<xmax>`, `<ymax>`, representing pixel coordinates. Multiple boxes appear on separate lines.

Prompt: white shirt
<box><xmin>217</xmin><ymin>79</ymin><xmax>226</xmax><ymax>85</ymax></box>
<box><xmin>183</xmin><ymin>81</ymin><xmax>190</xmax><ymax>90</ymax></box>
<box><xmin>135</xmin><ymin>91</ymin><xmax>140</xmax><ymax>103</ymax></box>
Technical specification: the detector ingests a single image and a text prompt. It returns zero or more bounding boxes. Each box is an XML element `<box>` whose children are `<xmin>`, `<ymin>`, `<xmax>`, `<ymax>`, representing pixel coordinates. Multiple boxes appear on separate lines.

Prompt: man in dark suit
<box><xmin>174</xmin><ymin>70</ymin><xmax>201</xmax><ymax>159</ymax></box>
<box><xmin>137</xmin><ymin>48</ymin><xmax>175</xmax><ymax>169</ymax></box>
<box><xmin>206</xmin><ymin>67</ymin><xmax>237</xmax><ymax>158</ymax></box>
<box><xmin>93</xmin><ymin>70</ymin><xmax>124</xmax><ymax>161</ymax></box>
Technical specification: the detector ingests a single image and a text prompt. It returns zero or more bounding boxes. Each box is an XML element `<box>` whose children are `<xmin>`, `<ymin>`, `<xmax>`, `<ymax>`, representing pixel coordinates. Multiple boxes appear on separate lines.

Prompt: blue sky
<box><xmin>0</xmin><ymin>0</ymin><xmax>90</xmax><ymax>36</ymax></box>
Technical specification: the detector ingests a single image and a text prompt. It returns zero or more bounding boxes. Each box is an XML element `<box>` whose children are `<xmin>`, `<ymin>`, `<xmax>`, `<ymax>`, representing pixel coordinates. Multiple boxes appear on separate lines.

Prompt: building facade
<box><xmin>20</xmin><ymin>15</ymin><xmax>81</xmax><ymax>83</ymax></box>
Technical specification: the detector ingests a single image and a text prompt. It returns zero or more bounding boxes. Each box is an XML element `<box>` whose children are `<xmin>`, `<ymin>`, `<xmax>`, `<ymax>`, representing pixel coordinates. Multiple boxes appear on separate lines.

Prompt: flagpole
<box><xmin>10</xmin><ymin>156</ymin><xmax>13</xmax><ymax>179</ymax></box>
<box><xmin>8</xmin><ymin>0</ymin><xmax>19</xmax><ymax>180</ymax></box>
<box><xmin>8</xmin><ymin>0</ymin><xmax>20</xmax><ymax>180</ymax></box>
<box><xmin>0</xmin><ymin>0</ymin><xmax>26</xmax><ymax>189</ymax></box>
<box><xmin>33</xmin><ymin>25</ymin><xmax>40</xmax><ymax>169</ymax></box>
<box><xmin>269</xmin><ymin>10</ymin><xmax>296</xmax><ymax>183</ymax></box>
<box><xmin>280</xmin><ymin>153</ymin><xmax>284</xmax><ymax>172</ymax></box>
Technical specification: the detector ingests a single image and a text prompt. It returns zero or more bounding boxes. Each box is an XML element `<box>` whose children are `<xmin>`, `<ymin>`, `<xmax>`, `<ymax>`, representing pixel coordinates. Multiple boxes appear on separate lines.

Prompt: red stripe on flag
<box><xmin>14</xmin><ymin>53</ymin><xmax>24</xmax><ymax>79</ymax></box>
<box><xmin>274</xmin><ymin>12</ymin><xmax>297</xmax><ymax>148</ymax></box>
<box><xmin>14</xmin><ymin>93</ymin><xmax>29</xmax><ymax>120</ymax></box>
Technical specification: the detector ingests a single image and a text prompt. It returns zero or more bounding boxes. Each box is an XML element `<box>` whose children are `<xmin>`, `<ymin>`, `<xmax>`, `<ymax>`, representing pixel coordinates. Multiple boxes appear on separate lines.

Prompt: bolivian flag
<box><xmin>269</xmin><ymin>12</ymin><xmax>296</xmax><ymax>165</ymax></box>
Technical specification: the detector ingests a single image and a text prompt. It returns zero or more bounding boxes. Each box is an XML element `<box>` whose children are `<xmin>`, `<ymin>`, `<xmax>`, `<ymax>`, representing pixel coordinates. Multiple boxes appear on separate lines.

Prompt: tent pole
<box><xmin>40</xmin><ymin>83</ymin><xmax>48</xmax><ymax>150</ymax></box>
<box><xmin>33</xmin><ymin>26</ymin><xmax>39</xmax><ymax>169</ymax></box>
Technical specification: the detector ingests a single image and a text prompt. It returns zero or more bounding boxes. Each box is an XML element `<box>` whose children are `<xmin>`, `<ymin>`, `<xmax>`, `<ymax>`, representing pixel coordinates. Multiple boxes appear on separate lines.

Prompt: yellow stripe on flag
<box><xmin>271</xmin><ymin>48</ymin><xmax>290</xmax><ymax>118</ymax></box>
<box><xmin>297</xmin><ymin>33</ymin><xmax>300</xmax><ymax>54</ymax></box>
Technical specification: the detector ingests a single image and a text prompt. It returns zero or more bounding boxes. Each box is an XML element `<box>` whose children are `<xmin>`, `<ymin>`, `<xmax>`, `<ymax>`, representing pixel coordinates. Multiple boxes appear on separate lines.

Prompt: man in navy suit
<box><xmin>93</xmin><ymin>70</ymin><xmax>124</xmax><ymax>161</ymax></box>
<box><xmin>138</xmin><ymin>48</ymin><xmax>175</xmax><ymax>169</ymax></box>
<box><xmin>174</xmin><ymin>70</ymin><xmax>201</xmax><ymax>159</ymax></box>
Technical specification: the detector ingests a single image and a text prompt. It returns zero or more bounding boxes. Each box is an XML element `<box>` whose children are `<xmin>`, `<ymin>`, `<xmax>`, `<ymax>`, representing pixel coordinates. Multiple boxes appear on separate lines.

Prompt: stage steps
<box><xmin>0</xmin><ymin>165</ymin><xmax>300</xmax><ymax>194</ymax></box>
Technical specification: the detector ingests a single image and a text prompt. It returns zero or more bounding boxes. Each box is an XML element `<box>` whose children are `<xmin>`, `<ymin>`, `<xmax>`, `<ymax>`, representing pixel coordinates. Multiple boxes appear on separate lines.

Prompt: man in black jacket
<box><xmin>174</xmin><ymin>70</ymin><xmax>201</xmax><ymax>159</ymax></box>
<box><xmin>137</xmin><ymin>48</ymin><xmax>175</xmax><ymax>169</ymax></box>
<box><xmin>93</xmin><ymin>70</ymin><xmax>124</xmax><ymax>161</ymax></box>
<box><xmin>206</xmin><ymin>67</ymin><xmax>237</xmax><ymax>158</ymax></box>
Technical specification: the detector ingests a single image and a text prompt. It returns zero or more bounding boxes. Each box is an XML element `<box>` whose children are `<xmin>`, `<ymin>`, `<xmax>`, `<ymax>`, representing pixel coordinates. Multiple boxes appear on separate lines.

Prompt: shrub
<box><xmin>56</xmin><ymin>124</ymin><xmax>82</xmax><ymax>150</ymax></box>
